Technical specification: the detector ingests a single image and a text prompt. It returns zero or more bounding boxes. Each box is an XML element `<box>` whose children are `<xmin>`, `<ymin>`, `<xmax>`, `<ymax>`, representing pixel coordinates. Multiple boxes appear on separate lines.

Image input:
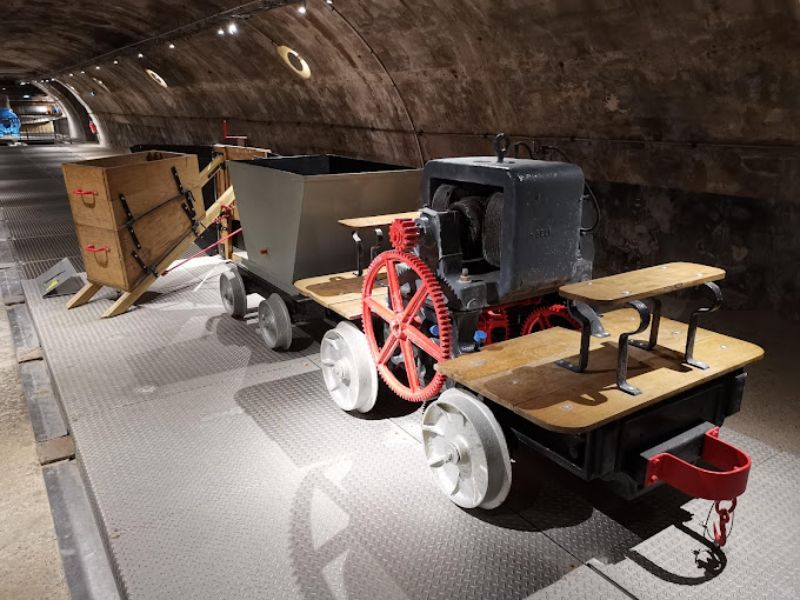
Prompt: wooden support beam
<box><xmin>65</xmin><ymin>281</ymin><xmax>102</xmax><ymax>310</ymax></box>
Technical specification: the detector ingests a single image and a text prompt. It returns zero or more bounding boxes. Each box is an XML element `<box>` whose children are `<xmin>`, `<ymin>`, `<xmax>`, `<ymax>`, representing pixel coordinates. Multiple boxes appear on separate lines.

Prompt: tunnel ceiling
<box><xmin>3</xmin><ymin>0</ymin><xmax>799</xmax><ymax>201</ymax></box>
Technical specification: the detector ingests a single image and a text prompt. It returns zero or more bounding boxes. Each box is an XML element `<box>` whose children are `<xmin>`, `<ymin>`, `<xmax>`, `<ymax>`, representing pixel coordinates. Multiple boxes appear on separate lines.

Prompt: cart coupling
<box><xmin>644</xmin><ymin>426</ymin><xmax>751</xmax><ymax>546</ymax></box>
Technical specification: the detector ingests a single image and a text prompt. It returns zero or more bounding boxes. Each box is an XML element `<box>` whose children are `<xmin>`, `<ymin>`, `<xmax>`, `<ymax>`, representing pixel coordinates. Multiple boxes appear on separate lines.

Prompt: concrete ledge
<box><xmin>37</xmin><ymin>435</ymin><xmax>75</xmax><ymax>465</ymax></box>
<box><xmin>43</xmin><ymin>461</ymin><xmax>122</xmax><ymax>600</ymax></box>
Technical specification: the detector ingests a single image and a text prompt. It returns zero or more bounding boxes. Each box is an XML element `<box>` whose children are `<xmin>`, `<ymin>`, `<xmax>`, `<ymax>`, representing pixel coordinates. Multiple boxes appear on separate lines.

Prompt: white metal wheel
<box><xmin>422</xmin><ymin>388</ymin><xmax>512</xmax><ymax>509</ymax></box>
<box><xmin>219</xmin><ymin>267</ymin><xmax>247</xmax><ymax>319</ymax></box>
<box><xmin>258</xmin><ymin>293</ymin><xmax>292</xmax><ymax>350</ymax></box>
<box><xmin>320</xmin><ymin>321</ymin><xmax>378</xmax><ymax>413</ymax></box>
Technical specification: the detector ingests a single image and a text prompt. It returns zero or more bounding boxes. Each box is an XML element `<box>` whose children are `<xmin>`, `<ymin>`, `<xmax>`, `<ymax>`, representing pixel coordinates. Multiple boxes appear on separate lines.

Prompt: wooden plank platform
<box><xmin>560</xmin><ymin>262</ymin><xmax>725</xmax><ymax>305</ymax></box>
<box><xmin>294</xmin><ymin>270</ymin><xmax>387</xmax><ymax>320</ymax></box>
<box><xmin>436</xmin><ymin>308</ymin><xmax>763</xmax><ymax>433</ymax></box>
<box><xmin>338</xmin><ymin>211</ymin><xmax>420</xmax><ymax>229</ymax></box>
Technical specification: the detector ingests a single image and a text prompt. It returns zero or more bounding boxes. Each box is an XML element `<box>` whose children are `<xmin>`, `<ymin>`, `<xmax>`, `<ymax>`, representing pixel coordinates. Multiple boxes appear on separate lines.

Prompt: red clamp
<box><xmin>72</xmin><ymin>189</ymin><xmax>97</xmax><ymax>196</ymax></box>
<box><xmin>85</xmin><ymin>244</ymin><xmax>110</xmax><ymax>253</ymax></box>
<box><xmin>645</xmin><ymin>427</ymin><xmax>751</xmax><ymax>500</ymax></box>
<box><xmin>645</xmin><ymin>427</ymin><xmax>750</xmax><ymax>546</ymax></box>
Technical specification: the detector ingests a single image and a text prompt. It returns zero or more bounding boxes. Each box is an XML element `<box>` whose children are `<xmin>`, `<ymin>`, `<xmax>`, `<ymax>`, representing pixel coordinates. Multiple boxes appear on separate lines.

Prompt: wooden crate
<box><xmin>62</xmin><ymin>151</ymin><xmax>205</xmax><ymax>291</ymax></box>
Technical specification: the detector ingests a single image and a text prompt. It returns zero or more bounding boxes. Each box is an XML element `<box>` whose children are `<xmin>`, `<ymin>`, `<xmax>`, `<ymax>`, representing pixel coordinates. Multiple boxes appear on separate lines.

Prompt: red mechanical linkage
<box><xmin>521</xmin><ymin>303</ymin><xmax>580</xmax><ymax>335</ymax></box>
<box><xmin>645</xmin><ymin>427</ymin><xmax>751</xmax><ymax>546</ymax></box>
<box><xmin>361</xmin><ymin>250</ymin><xmax>451</xmax><ymax>402</ymax></box>
<box><xmin>477</xmin><ymin>307</ymin><xmax>510</xmax><ymax>346</ymax></box>
<box><xmin>388</xmin><ymin>218</ymin><xmax>420</xmax><ymax>252</ymax></box>
<box><xmin>72</xmin><ymin>189</ymin><xmax>97</xmax><ymax>196</ymax></box>
<box><xmin>85</xmin><ymin>244</ymin><xmax>110</xmax><ymax>253</ymax></box>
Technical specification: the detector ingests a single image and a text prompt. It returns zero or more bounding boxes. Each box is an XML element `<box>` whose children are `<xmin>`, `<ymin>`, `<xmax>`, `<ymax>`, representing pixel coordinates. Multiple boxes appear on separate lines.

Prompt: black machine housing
<box><xmin>413</xmin><ymin>155</ymin><xmax>594</xmax><ymax>352</ymax></box>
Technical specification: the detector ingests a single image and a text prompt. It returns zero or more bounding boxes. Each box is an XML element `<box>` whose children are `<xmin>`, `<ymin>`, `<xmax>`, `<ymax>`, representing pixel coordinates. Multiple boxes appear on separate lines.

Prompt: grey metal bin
<box><xmin>228</xmin><ymin>154</ymin><xmax>421</xmax><ymax>295</ymax></box>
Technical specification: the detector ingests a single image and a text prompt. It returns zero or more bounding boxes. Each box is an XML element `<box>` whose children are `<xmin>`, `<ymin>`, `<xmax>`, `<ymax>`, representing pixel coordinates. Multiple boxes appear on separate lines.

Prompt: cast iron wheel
<box><xmin>258</xmin><ymin>293</ymin><xmax>292</xmax><ymax>350</ymax></box>
<box><xmin>422</xmin><ymin>388</ymin><xmax>512</xmax><ymax>509</ymax></box>
<box><xmin>219</xmin><ymin>267</ymin><xmax>247</xmax><ymax>319</ymax></box>
<box><xmin>320</xmin><ymin>322</ymin><xmax>378</xmax><ymax>413</ymax></box>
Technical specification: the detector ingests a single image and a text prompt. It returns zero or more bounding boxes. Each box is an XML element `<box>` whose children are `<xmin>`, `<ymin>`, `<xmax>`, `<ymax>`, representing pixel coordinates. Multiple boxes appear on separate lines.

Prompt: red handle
<box><xmin>72</xmin><ymin>189</ymin><xmax>97</xmax><ymax>196</ymax></box>
<box><xmin>645</xmin><ymin>427</ymin><xmax>751</xmax><ymax>500</ymax></box>
<box><xmin>85</xmin><ymin>244</ymin><xmax>110</xmax><ymax>253</ymax></box>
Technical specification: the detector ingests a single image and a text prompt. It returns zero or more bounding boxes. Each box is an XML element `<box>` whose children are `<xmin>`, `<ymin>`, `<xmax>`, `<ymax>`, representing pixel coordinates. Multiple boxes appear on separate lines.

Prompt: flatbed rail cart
<box><xmin>291</xmin><ymin>140</ymin><xmax>763</xmax><ymax>546</ymax></box>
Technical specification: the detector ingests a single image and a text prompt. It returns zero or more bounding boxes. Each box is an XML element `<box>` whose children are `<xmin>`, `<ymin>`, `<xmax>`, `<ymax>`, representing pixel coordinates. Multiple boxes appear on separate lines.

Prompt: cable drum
<box><xmin>430</xmin><ymin>183</ymin><xmax>464</xmax><ymax>211</ymax></box>
<box><xmin>482</xmin><ymin>191</ymin><xmax>503</xmax><ymax>267</ymax></box>
<box><xmin>449</xmin><ymin>196</ymin><xmax>485</xmax><ymax>260</ymax></box>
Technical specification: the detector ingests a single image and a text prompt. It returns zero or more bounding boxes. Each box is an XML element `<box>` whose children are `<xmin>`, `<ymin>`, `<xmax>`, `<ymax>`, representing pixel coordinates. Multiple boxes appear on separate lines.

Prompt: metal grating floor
<box><xmin>4</xmin><ymin>145</ymin><xmax>800</xmax><ymax>599</ymax></box>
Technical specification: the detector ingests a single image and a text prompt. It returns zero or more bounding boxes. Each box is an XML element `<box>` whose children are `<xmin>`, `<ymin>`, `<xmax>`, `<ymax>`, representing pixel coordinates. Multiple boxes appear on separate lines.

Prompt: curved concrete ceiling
<box><xmin>4</xmin><ymin>0</ymin><xmax>800</xmax><ymax>199</ymax></box>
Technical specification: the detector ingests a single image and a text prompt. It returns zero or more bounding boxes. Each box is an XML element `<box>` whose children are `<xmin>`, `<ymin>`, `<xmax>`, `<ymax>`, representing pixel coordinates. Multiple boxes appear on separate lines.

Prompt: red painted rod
<box><xmin>85</xmin><ymin>244</ymin><xmax>110</xmax><ymax>253</ymax></box>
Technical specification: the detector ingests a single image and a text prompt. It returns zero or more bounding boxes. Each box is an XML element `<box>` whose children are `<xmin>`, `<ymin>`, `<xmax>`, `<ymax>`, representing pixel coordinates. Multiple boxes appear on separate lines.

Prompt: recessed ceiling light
<box><xmin>227</xmin><ymin>22</ymin><xmax>238</xmax><ymax>34</ymax></box>
<box><xmin>277</xmin><ymin>45</ymin><xmax>311</xmax><ymax>80</ymax></box>
<box><xmin>145</xmin><ymin>68</ymin><xmax>169</xmax><ymax>88</ymax></box>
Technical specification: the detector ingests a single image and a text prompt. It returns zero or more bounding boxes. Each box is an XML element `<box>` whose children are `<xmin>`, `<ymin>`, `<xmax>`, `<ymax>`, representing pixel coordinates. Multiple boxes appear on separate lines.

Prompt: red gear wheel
<box><xmin>361</xmin><ymin>250</ymin><xmax>451</xmax><ymax>402</ymax></box>
<box><xmin>389</xmin><ymin>218</ymin><xmax>420</xmax><ymax>252</ymax></box>
<box><xmin>521</xmin><ymin>304</ymin><xmax>580</xmax><ymax>335</ymax></box>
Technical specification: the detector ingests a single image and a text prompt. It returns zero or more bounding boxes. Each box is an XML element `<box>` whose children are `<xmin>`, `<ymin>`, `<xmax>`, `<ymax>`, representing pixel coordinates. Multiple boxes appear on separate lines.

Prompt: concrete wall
<box><xmin>5</xmin><ymin>0</ymin><xmax>799</xmax><ymax>314</ymax></box>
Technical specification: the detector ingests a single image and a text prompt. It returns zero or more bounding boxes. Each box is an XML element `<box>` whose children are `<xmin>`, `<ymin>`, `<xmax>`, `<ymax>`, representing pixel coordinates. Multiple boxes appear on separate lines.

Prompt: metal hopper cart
<box><xmin>218</xmin><ymin>154</ymin><xmax>421</xmax><ymax>350</ymax></box>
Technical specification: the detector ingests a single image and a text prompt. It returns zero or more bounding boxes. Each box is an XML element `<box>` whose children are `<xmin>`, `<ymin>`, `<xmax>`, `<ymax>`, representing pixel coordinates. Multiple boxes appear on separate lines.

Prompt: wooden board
<box><xmin>294</xmin><ymin>270</ymin><xmax>387</xmax><ymax>320</ymax></box>
<box><xmin>337</xmin><ymin>211</ymin><xmax>420</xmax><ymax>229</ymax></box>
<box><xmin>559</xmin><ymin>262</ymin><xmax>725</xmax><ymax>305</ymax></box>
<box><xmin>77</xmin><ymin>195</ymin><xmax>199</xmax><ymax>290</ymax></box>
<box><xmin>436</xmin><ymin>308</ymin><xmax>763</xmax><ymax>433</ymax></box>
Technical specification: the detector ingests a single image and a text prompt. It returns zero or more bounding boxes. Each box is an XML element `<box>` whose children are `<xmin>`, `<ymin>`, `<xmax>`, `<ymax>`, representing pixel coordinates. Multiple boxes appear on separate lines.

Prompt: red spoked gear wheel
<box><xmin>388</xmin><ymin>218</ymin><xmax>420</xmax><ymax>252</ymax></box>
<box><xmin>361</xmin><ymin>250</ymin><xmax>451</xmax><ymax>402</ymax></box>
<box><xmin>521</xmin><ymin>304</ymin><xmax>580</xmax><ymax>335</ymax></box>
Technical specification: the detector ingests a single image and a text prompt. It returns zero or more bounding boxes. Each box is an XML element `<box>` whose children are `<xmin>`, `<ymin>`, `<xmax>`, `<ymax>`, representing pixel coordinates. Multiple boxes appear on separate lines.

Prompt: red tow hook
<box><xmin>645</xmin><ymin>427</ymin><xmax>751</xmax><ymax>546</ymax></box>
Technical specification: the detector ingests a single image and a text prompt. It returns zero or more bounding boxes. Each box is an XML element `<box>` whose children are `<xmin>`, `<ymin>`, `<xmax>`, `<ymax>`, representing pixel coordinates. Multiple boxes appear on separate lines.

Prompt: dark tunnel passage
<box><xmin>2</xmin><ymin>0</ymin><xmax>799</xmax><ymax>314</ymax></box>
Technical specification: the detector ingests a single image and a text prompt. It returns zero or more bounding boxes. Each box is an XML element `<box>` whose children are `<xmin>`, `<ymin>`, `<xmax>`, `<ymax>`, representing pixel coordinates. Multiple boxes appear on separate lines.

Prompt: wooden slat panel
<box><xmin>294</xmin><ymin>270</ymin><xmax>387</xmax><ymax>320</ymax></box>
<box><xmin>337</xmin><ymin>211</ymin><xmax>420</xmax><ymax>229</ymax></box>
<box><xmin>559</xmin><ymin>262</ymin><xmax>725</xmax><ymax>305</ymax></box>
<box><xmin>436</xmin><ymin>309</ymin><xmax>763</xmax><ymax>433</ymax></box>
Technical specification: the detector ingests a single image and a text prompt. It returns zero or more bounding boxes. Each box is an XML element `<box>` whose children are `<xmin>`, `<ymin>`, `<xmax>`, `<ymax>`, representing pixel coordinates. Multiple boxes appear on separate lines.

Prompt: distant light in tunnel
<box><xmin>137</xmin><ymin>53</ymin><xmax>144</xmax><ymax>59</ymax></box>
<box><xmin>277</xmin><ymin>45</ymin><xmax>311</xmax><ymax>80</ymax></box>
<box><xmin>217</xmin><ymin>28</ymin><xmax>225</xmax><ymax>35</ymax></box>
<box><xmin>23</xmin><ymin>95</ymin><xmax>30</xmax><ymax>99</ymax></box>
<box><xmin>168</xmin><ymin>42</ymin><xmax>176</xmax><ymax>49</ymax></box>
<box><xmin>145</xmin><ymin>69</ymin><xmax>169</xmax><ymax>88</ymax></box>
<box><xmin>227</xmin><ymin>22</ymin><xmax>238</xmax><ymax>34</ymax></box>
<box><xmin>69</xmin><ymin>73</ymin><xmax>74</xmax><ymax>77</ymax></box>
<box><xmin>297</xmin><ymin>4</ymin><xmax>307</xmax><ymax>15</ymax></box>
<box><xmin>113</xmin><ymin>59</ymin><xmax>119</xmax><ymax>65</ymax></box>
<box><xmin>95</xmin><ymin>66</ymin><xmax>101</xmax><ymax>70</ymax></box>
<box><xmin>80</xmin><ymin>70</ymin><xmax>86</xmax><ymax>74</ymax></box>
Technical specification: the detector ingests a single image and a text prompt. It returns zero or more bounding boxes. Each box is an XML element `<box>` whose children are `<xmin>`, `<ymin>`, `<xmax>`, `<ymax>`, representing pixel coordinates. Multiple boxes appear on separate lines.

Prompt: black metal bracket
<box><xmin>631</xmin><ymin>297</ymin><xmax>662</xmax><ymax>350</ymax></box>
<box><xmin>118</xmin><ymin>194</ymin><xmax>142</xmax><ymax>250</ymax></box>
<box><xmin>352</xmin><ymin>231</ymin><xmax>363</xmax><ymax>276</ymax></box>
<box><xmin>616</xmin><ymin>300</ymin><xmax>651</xmax><ymax>395</ymax></box>
<box><xmin>685</xmin><ymin>281</ymin><xmax>723</xmax><ymax>370</ymax></box>
<box><xmin>131</xmin><ymin>251</ymin><xmax>158</xmax><ymax>278</ymax></box>
<box><xmin>556</xmin><ymin>302</ymin><xmax>594</xmax><ymax>373</ymax></box>
<box><xmin>370</xmin><ymin>227</ymin><xmax>384</xmax><ymax>261</ymax></box>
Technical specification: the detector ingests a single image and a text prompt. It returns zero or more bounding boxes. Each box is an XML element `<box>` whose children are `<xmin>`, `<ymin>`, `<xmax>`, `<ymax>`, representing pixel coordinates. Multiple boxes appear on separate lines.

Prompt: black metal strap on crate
<box><xmin>131</xmin><ymin>251</ymin><xmax>158</xmax><ymax>278</ymax></box>
<box><xmin>171</xmin><ymin>166</ymin><xmax>200</xmax><ymax>235</ymax></box>
<box><xmin>118</xmin><ymin>194</ymin><xmax>142</xmax><ymax>250</ymax></box>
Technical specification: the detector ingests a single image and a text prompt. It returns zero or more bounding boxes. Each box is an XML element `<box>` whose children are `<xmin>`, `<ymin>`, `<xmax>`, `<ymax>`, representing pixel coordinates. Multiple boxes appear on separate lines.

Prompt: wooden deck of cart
<box><xmin>436</xmin><ymin>308</ymin><xmax>764</xmax><ymax>433</ymax></box>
